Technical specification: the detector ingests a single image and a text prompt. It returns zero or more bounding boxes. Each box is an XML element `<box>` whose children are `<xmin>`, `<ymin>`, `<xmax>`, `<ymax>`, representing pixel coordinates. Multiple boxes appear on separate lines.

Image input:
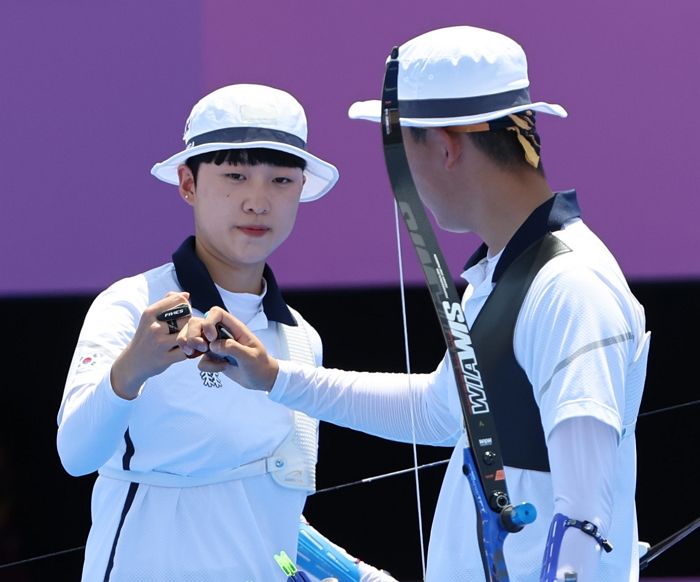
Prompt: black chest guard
<box><xmin>470</xmin><ymin>233</ymin><xmax>571</xmax><ymax>471</ymax></box>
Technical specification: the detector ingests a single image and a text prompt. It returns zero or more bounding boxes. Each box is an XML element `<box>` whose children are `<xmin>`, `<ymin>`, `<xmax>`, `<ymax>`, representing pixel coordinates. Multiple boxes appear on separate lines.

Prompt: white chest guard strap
<box><xmin>267</xmin><ymin>316</ymin><xmax>320</xmax><ymax>492</ymax></box>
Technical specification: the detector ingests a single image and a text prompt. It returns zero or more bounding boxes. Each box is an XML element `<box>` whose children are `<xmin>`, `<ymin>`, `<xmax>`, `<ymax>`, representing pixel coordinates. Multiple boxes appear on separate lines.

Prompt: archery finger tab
<box><xmin>156</xmin><ymin>302</ymin><xmax>191</xmax><ymax>322</ymax></box>
<box><xmin>209</xmin><ymin>325</ymin><xmax>239</xmax><ymax>366</ymax></box>
<box><xmin>216</xmin><ymin>323</ymin><xmax>234</xmax><ymax>341</ymax></box>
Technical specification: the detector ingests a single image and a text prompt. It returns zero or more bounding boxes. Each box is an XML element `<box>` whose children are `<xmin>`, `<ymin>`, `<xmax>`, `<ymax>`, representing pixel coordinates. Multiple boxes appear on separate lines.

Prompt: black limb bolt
<box><xmin>489</xmin><ymin>491</ymin><xmax>509</xmax><ymax>513</ymax></box>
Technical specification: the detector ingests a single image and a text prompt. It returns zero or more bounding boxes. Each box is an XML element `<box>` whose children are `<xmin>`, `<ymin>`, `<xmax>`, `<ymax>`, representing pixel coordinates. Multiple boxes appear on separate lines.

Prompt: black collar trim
<box><xmin>172</xmin><ymin>236</ymin><xmax>297</xmax><ymax>326</ymax></box>
<box><xmin>464</xmin><ymin>190</ymin><xmax>581</xmax><ymax>283</ymax></box>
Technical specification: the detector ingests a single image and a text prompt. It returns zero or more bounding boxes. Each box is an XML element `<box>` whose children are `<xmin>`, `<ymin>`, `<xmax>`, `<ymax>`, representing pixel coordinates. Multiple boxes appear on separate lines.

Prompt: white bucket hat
<box><xmin>349</xmin><ymin>26</ymin><xmax>567</xmax><ymax>127</ymax></box>
<box><xmin>151</xmin><ymin>84</ymin><xmax>339</xmax><ymax>202</ymax></box>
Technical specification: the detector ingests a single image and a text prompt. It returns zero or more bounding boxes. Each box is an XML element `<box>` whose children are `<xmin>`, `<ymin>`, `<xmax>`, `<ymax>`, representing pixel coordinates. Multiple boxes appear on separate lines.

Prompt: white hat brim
<box><xmin>348</xmin><ymin>99</ymin><xmax>568</xmax><ymax>127</ymax></box>
<box><xmin>151</xmin><ymin>141</ymin><xmax>339</xmax><ymax>203</ymax></box>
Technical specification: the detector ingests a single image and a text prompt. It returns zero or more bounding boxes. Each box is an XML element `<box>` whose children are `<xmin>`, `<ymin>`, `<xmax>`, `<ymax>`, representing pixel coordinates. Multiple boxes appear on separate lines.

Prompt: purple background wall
<box><xmin>3</xmin><ymin>0</ymin><xmax>699</xmax><ymax>295</ymax></box>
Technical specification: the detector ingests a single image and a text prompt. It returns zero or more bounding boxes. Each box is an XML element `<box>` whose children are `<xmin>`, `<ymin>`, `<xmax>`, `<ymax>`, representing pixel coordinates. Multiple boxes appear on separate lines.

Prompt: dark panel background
<box><xmin>0</xmin><ymin>281</ymin><xmax>698</xmax><ymax>580</ymax></box>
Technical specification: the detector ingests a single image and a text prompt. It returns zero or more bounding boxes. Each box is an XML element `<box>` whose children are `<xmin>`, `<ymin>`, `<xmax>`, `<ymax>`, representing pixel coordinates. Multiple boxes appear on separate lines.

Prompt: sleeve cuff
<box><xmin>545</xmin><ymin>399</ymin><xmax>622</xmax><ymax>441</ymax></box>
<box><xmin>268</xmin><ymin>359</ymin><xmax>293</xmax><ymax>402</ymax></box>
<box><xmin>103</xmin><ymin>370</ymin><xmax>142</xmax><ymax>407</ymax></box>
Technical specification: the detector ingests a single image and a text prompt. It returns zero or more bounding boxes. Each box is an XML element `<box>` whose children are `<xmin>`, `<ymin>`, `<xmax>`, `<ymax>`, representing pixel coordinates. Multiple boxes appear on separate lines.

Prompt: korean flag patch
<box><xmin>76</xmin><ymin>352</ymin><xmax>100</xmax><ymax>371</ymax></box>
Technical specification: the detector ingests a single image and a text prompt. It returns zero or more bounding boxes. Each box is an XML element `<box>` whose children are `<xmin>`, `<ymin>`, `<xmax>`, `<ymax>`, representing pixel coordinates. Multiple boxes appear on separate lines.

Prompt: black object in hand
<box><xmin>211</xmin><ymin>323</ymin><xmax>238</xmax><ymax>366</ymax></box>
<box><xmin>156</xmin><ymin>303</ymin><xmax>191</xmax><ymax>322</ymax></box>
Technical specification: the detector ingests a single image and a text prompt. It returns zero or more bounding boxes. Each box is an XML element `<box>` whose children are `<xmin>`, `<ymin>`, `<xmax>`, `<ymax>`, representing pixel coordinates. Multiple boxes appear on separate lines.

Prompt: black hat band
<box><xmin>187</xmin><ymin>126</ymin><xmax>306</xmax><ymax>150</ymax></box>
<box><xmin>399</xmin><ymin>87</ymin><xmax>532</xmax><ymax>118</ymax></box>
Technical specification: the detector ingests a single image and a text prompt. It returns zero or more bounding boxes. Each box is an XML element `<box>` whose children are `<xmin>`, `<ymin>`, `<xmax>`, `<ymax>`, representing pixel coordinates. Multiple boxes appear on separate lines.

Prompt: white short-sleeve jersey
<box><xmin>430</xmin><ymin>218</ymin><xmax>648</xmax><ymax>580</ymax></box>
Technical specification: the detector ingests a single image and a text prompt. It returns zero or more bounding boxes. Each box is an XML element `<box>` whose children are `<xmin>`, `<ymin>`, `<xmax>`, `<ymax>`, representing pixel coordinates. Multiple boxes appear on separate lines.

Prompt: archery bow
<box><xmin>380</xmin><ymin>46</ymin><xmax>535</xmax><ymax>581</ymax></box>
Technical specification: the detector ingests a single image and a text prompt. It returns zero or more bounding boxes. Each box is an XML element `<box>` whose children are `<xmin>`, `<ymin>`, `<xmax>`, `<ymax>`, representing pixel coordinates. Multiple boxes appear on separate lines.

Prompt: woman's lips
<box><xmin>238</xmin><ymin>226</ymin><xmax>269</xmax><ymax>237</ymax></box>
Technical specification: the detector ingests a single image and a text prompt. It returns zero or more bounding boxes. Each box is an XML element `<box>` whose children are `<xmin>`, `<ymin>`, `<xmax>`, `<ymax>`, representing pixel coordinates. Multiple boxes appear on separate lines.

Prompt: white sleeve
<box><xmin>56</xmin><ymin>281</ymin><xmax>144</xmax><ymax>476</ymax></box>
<box><xmin>547</xmin><ymin>416</ymin><xmax>617</xmax><ymax>581</ymax></box>
<box><xmin>516</xmin><ymin>263</ymin><xmax>636</xmax><ymax>439</ymax></box>
<box><xmin>269</xmin><ymin>354</ymin><xmax>463</xmax><ymax>446</ymax></box>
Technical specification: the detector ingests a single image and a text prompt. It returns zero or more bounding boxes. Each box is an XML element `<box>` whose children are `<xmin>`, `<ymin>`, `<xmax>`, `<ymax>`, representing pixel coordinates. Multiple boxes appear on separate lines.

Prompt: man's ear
<box><xmin>178</xmin><ymin>164</ymin><xmax>196</xmax><ymax>206</ymax></box>
<box><xmin>433</xmin><ymin>127</ymin><xmax>463</xmax><ymax>171</ymax></box>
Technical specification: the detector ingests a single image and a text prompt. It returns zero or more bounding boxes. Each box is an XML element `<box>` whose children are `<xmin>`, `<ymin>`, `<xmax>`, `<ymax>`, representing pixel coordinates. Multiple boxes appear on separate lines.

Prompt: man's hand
<box><xmin>111</xmin><ymin>292</ymin><xmax>191</xmax><ymax>400</ymax></box>
<box><xmin>177</xmin><ymin>306</ymin><xmax>279</xmax><ymax>391</ymax></box>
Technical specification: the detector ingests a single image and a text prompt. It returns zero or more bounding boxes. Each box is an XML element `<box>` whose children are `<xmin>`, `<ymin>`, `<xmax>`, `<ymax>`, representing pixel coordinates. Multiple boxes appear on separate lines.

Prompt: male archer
<box><xmin>180</xmin><ymin>26</ymin><xmax>650</xmax><ymax>581</ymax></box>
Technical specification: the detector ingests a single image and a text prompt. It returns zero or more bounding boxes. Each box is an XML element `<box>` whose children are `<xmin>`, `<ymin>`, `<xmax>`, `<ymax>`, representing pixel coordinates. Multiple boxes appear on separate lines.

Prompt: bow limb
<box><xmin>380</xmin><ymin>46</ymin><xmax>535</xmax><ymax>581</ymax></box>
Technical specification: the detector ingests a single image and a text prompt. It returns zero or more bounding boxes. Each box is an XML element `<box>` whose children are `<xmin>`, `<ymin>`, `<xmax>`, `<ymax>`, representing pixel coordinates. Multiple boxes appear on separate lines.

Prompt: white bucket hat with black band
<box><xmin>348</xmin><ymin>25</ymin><xmax>567</xmax><ymax>127</ymax></box>
<box><xmin>151</xmin><ymin>84</ymin><xmax>339</xmax><ymax>202</ymax></box>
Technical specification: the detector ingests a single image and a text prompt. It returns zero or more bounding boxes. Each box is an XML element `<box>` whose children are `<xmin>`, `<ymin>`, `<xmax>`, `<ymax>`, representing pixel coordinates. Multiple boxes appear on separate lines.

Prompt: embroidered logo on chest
<box><xmin>200</xmin><ymin>371</ymin><xmax>222</xmax><ymax>389</ymax></box>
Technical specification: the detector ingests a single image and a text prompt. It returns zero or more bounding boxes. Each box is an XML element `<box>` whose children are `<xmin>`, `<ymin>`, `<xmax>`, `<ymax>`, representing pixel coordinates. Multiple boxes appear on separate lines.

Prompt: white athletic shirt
<box><xmin>57</xmin><ymin>257</ymin><xmax>323</xmax><ymax>582</ymax></box>
<box><xmin>269</xmin><ymin>193</ymin><xmax>649</xmax><ymax>581</ymax></box>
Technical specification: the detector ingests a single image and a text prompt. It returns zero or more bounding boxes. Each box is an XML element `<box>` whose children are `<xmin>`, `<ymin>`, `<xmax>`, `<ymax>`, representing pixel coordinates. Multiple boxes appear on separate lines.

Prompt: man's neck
<box><xmin>478</xmin><ymin>170</ymin><xmax>553</xmax><ymax>256</ymax></box>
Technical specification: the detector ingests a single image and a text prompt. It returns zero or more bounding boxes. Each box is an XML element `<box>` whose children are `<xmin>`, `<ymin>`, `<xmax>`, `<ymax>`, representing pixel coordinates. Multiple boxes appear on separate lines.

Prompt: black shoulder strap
<box><xmin>471</xmin><ymin>233</ymin><xmax>571</xmax><ymax>471</ymax></box>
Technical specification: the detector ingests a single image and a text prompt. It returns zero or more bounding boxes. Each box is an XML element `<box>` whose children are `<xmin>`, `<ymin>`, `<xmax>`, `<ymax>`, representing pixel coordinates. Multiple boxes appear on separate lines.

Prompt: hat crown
<box><xmin>151</xmin><ymin>83</ymin><xmax>339</xmax><ymax>201</ymax></box>
<box><xmin>183</xmin><ymin>84</ymin><xmax>308</xmax><ymax>145</ymax></box>
<box><xmin>398</xmin><ymin>26</ymin><xmax>530</xmax><ymax>101</ymax></box>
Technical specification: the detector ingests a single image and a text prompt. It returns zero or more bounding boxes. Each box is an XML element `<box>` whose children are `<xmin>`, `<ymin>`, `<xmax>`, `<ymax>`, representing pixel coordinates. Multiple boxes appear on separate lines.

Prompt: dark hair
<box><xmin>409</xmin><ymin>126</ymin><xmax>545</xmax><ymax>176</ymax></box>
<box><xmin>185</xmin><ymin>148</ymin><xmax>307</xmax><ymax>183</ymax></box>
